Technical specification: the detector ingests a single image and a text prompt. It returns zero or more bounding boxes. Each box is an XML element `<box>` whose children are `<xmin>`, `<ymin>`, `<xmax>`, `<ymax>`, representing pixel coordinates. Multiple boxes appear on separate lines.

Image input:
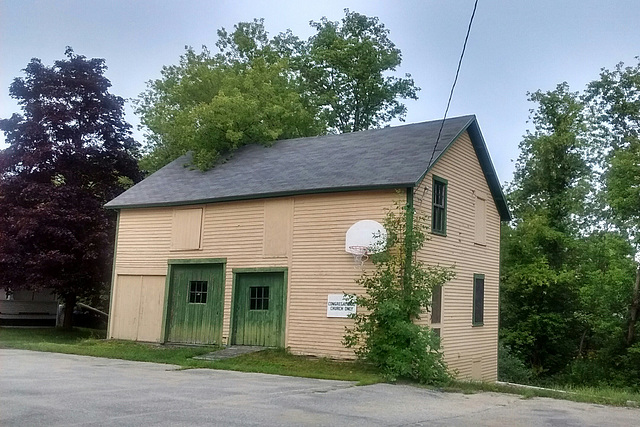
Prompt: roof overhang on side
<box><xmin>417</xmin><ymin>117</ymin><xmax>511</xmax><ymax>222</ymax></box>
<box><xmin>465</xmin><ymin>120</ymin><xmax>512</xmax><ymax>222</ymax></box>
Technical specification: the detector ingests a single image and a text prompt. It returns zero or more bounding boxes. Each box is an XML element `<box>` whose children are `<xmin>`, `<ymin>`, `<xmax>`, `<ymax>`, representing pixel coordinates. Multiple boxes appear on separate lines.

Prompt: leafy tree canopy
<box><xmin>586</xmin><ymin>59</ymin><xmax>640</xmax><ymax>348</ymax></box>
<box><xmin>587</xmin><ymin>60</ymin><xmax>640</xmax><ymax>240</ymax></box>
<box><xmin>501</xmin><ymin>84</ymin><xmax>591</xmax><ymax>374</ymax></box>
<box><xmin>137</xmin><ymin>10</ymin><xmax>418</xmax><ymax>171</ymax></box>
<box><xmin>501</xmin><ymin>59</ymin><xmax>640</xmax><ymax>383</ymax></box>
<box><xmin>0</xmin><ymin>48</ymin><xmax>142</xmax><ymax>327</ymax></box>
<box><xmin>509</xmin><ymin>83</ymin><xmax>591</xmax><ymax>233</ymax></box>
<box><xmin>137</xmin><ymin>34</ymin><xmax>323</xmax><ymax>172</ymax></box>
<box><xmin>298</xmin><ymin>9</ymin><xmax>419</xmax><ymax>133</ymax></box>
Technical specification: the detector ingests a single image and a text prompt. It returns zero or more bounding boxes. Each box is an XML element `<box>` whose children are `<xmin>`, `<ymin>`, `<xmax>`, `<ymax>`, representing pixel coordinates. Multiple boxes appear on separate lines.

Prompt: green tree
<box><xmin>137</xmin><ymin>12</ymin><xmax>419</xmax><ymax>171</ymax></box>
<box><xmin>501</xmin><ymin>84</ymin><xmax>590</xmax><ymax>374</ymax></box>
<box><xmin>586</xmin><ymin>59</ymin><xmax>640</xmax><ymax>345</ymax></box>
<box><xmin>136</xmin><ymin>21</ymin><xmax>323</xmax><ymax>172</ymax></box>
<box><xmin>300</xmin><ymin>9</ymin><xmax>419</xmax><ymax>132</ymax></box>
<box><xmin>575</xmin><ymin>232</ymin><xmax>637</xmax><ymax>353</ymax></box>
<box><xmin>343</xmin><ymin>203</ymin><xmax>454</xmax><ymax>384</ymax></box>
<box><xmin>501</xmin><ymin>61</ymin><xmax>640</xmax><ymax>387</ymax></box>
<box><xmin>508</xmin><ymin>83</ymin><xmax>590</xmax><ymax>233</ymax></box>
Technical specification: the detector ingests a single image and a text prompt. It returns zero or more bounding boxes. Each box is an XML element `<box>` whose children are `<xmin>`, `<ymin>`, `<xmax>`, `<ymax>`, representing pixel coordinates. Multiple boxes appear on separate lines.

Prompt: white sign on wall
<box><xmin>327</xmin><ymin>294</ymin><xmax>356</xmax><ymax>318</ymax></box>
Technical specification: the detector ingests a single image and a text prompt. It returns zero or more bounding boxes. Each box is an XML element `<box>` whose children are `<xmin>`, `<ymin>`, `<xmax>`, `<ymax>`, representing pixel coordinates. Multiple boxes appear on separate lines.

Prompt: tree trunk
<box><xmin>62</xmin><ymin>294</ymin><xmax>77</xmax><ymax>329</ymax></box>
<box><xmin>627</xmin><ymin>265</ymin><xmax>640</xmax><ymax>345</ymax></box>
<box><xmin>578</xmin><ymin>329</ymin><xmax>588</xmax><ymax>356</ymax></box>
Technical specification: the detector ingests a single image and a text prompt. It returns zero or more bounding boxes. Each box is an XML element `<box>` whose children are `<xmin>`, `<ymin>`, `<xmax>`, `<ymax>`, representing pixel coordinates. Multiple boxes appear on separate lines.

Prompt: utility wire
<box><xmin>427</xmin><ymin>0</ymin><xmax>479</xmax><ymax>168</ymax></box>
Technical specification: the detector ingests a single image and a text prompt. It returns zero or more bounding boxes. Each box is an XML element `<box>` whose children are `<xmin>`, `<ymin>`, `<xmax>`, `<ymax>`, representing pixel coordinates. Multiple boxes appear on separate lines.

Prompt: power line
<box><xmin>427</xmin><ymin>0</ymin><xmax>479</xmax><ymax>168</ymax></box>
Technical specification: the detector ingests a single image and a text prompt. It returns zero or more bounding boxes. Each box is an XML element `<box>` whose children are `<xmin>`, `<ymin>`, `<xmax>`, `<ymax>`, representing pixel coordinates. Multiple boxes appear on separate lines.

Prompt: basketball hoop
<box><xmin>348</xmin><ymin>245</ymin><xmax>370</xmax><ymax>268</ymax></box>
<box><xmin>345</xmin><ymin>220</ymin><xmax>386</xmax><ymax>269</ymax></box>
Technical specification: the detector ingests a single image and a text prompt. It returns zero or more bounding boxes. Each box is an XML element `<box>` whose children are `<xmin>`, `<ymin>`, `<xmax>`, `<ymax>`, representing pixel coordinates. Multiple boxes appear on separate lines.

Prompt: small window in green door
<box><xmin>189</xmin><ymin>280</ymin><xmax>208</xmax><ymax>304</ymax></box>
<box><xmin>250</xmin><ymin>286</ymin><xmax>269</xmax><ymax>310</ymax></box>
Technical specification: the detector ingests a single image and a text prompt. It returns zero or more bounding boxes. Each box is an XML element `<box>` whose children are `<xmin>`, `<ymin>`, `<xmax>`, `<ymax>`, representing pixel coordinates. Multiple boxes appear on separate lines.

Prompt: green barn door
<box><xmin>232</xmin><ymin>271</ymin><xmax>286</xmax><ymax>347</ymax></box>
<box><xmin>166</xmin><ymin>263</ymin><xmax>224</xmax><ymax>344</ymax></box>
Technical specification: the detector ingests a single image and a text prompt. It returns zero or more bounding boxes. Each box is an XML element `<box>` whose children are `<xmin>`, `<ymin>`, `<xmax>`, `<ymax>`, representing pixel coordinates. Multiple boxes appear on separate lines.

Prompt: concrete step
<box><xmin>193</xmin><ymin>345</ymin><xmax>267</xmax><ymax>361</ymax></box>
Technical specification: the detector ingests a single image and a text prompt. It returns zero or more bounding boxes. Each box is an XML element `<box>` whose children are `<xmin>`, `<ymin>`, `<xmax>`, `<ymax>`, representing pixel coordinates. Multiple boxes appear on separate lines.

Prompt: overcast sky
<box><xmin>1</xmin><ymin>0</ymin><xmax>639</xmax><ymax>184</ymax></box>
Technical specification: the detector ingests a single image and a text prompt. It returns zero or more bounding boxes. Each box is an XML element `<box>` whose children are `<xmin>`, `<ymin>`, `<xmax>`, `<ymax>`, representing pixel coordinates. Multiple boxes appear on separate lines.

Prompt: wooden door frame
<box><xmin>160</xmin><ymin>258</ymin><xmax>227</xmax><ymax>343</ymax></box>
<box><xmin>230</xmin><ymin>267</ymin><xmax>288</xmax><ymax>347</ymax></box>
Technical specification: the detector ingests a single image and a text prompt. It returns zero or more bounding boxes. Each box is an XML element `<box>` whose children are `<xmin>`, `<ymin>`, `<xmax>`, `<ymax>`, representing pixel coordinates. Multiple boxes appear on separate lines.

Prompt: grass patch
<box><xmin>205</xmin><ymin>348</ymin><xmax>383</xmax><ymax>385</ymax></box>
<box><xmin>440</xmin><ymin>380</ymin><xmax>640</xmax><ymax>407</ymax></box>
<box><xmin>0</xmin><ymin>326</ymin><xmax>105</xmax><ymax>344</ymax></box>
<box><xmin>0</xmin><ymin>327</ymin><xmax>216</xmax><ymax>365</ymax></box>
<box><xmin>0</xmin><ymin>327</ymin><xmax>383</xmax><ymax>385</ymax></box>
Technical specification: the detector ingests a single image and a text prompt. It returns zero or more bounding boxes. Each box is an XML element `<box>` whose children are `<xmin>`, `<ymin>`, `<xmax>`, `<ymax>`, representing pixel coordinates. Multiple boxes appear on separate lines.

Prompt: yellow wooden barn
<box><xmin>105</xmin><ymin>115</ymin><xmax>510</xmax><ymax>381</ymax></box>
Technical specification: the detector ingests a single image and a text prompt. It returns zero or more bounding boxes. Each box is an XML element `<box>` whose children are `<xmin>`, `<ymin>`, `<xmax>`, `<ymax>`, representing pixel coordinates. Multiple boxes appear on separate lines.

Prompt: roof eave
<box><xmin>465</xmin><ymin>120</ymin><xmax>512</xmax><ymax>221</ymax></box>
<box><xmin>105</xmin><ymin>182</ymin><xmax>415</xmax><ymax>210</ymax></box>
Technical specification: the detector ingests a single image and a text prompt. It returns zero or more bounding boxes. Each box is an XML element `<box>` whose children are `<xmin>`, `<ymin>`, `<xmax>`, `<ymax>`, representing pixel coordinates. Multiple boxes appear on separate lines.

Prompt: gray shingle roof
<box><xmin>106</xmin><ymin>115</ymin><xmax>510</xmax><ymax>220</ymax></box>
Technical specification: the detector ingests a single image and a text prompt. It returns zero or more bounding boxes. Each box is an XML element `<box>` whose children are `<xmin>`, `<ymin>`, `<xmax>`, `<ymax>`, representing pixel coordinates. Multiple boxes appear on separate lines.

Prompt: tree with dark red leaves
<box><xmin>0</xmin><ymin>48</ymin><xmax>142</xmax><ymax>328</ymax></box>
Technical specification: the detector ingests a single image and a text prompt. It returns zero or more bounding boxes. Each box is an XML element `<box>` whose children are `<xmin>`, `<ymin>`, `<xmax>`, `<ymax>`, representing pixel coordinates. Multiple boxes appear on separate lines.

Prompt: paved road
<box><xmin>1</xmin><ymin>349</ymin><xmax>638</xmax><ymax>426</ymax></box>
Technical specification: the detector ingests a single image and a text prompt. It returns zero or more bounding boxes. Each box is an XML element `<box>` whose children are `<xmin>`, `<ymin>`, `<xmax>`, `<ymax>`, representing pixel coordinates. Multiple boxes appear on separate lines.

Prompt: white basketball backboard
<box><xmin>345</xmin><ymin>220</ymin><xmax>387</xmax><ymax>254</ymax></box>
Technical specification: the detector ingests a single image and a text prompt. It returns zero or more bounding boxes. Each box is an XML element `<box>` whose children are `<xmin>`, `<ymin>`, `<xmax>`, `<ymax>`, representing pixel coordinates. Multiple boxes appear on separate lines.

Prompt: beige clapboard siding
<box><xmin>287</xmin><ymin>190</ymin><xmax>399</xmax><ymax>358</ymax></box>
<box><xmin>414</xmin><ymin>131</ymin><xmax>500</xmax><ymax>381</ymax></box>
<box><xmin>115</xmin><ymin>208</ymin><xmax>173</xmax><ymax>272</ymax></box>
<box><xmin>111</xmin><ymin>191</ymin><xmax>397</xmax><ymax>353</ymax></box>
<box><xmin>113</xmin><ymin>199</ymin><xmax>290</xmax><ymax>342</ymax></box>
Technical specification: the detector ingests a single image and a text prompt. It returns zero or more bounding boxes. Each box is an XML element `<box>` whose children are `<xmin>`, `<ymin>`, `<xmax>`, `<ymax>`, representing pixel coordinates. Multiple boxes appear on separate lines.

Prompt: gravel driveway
<box><xmin>1</xmin><ymin>349</ymin><xmax>638</xmax><ymax>426</ymax></box>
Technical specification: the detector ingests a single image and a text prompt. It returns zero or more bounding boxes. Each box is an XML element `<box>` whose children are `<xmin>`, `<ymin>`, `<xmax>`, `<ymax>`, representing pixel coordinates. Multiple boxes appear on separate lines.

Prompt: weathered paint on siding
<box><xmin>232</xmin><ymin>271</ymin><xmax>286</xmax><ymax>347</ymax></box>
<box><xmin>110</xmin><ymin>191</ymin><xmax>399</xmax><ymax>354</ymax></box>
<box><xmin>414</xmin><ymin>131</ymin><xmax>500</xmax><ymax>381</ymax></box>
<box><xmin>287</xmin><ymin>191</ymin><xmax>400</xmax><ymax>357</ymax></box>
<box><xmin>201</xmin><ymin>199</ymin><xmax>291</xmax><ymax>342</ymax></box>
<box><xmin>165</xmin><ymin>263</ymin><xmax>225</xmax><ymax>344</ymax></box>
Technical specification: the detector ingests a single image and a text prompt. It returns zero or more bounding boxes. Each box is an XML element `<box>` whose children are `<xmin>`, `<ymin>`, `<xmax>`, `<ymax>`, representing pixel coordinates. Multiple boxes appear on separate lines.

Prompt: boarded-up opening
<box><xmin>474</xmin><ymin>194</ymin><xmax>486</xmax><ymax>246</ymax></box>
<box><xmin>263</xmin><ymin>199</ymin><xmax>292</xmax><ymax>257</ymax></box>
<box><xmin>471</xmin><ymin>358</ymin><xmax>483</xmax><ymax>380</ymax></box>
<box><xmin>171</xmin><ymin>208</ymin><xmax>203</xmax><ymax>250</ymax></box>
<box><xmin>431</xmin><ymin>284</ymin><xmax>442</xmax><ymax>324</ymax></box>
<box><xmin>110</xmin><ymin>275</ymin><xmax>166</xmax><ymax>342</ymax></box>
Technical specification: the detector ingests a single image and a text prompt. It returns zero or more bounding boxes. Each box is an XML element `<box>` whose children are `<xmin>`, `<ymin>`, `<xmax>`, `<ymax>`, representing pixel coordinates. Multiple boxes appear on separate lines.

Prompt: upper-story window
<box><xmin>431</xmin><ymin>176</ymin><xmax>447</xmax><ymax>235</ymax></box>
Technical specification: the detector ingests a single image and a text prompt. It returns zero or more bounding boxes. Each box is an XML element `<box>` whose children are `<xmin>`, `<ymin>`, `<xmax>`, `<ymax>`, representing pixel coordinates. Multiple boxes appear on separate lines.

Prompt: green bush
<box><xmin>562</xmin><ymin>355</ymin><xmax>616</xmax><ymax>388</ymax></box>
<box><xmin>498</xmin><ymin>342</ymin><xmax>534</xmax><ymax>384</ymax></box>
<box><xmin>621</xmin><ymin>343</ymin><xmax>640</xmax><ymax>389</ymax></box>
<box><xmin>556</xmin><ymin>341</ymin><xmax>640</xmax><ymax>390</ymax></box>
<box><xmin>343</xmin><ymin>203</ymin><xmax>454</xmax><ymax>384</ymax></box>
